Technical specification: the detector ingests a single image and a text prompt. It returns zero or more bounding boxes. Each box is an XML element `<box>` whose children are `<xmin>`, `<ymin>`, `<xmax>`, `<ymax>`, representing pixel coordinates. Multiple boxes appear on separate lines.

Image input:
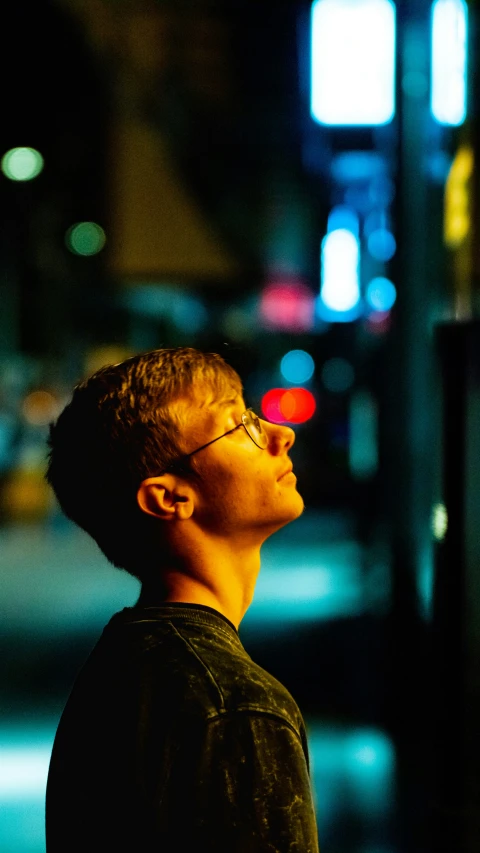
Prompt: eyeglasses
<box><xmin>161</xmin><ymin>409</ymin><xmax>268</xmax><ymax>475</ymax></box>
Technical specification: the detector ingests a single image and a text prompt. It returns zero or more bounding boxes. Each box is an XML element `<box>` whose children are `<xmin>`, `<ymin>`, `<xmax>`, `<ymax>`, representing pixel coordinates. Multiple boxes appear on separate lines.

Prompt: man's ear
<box><xmin>136</xmin><ymin>476</ymin><xmax>194</xmax><ymax>522</ymax></box>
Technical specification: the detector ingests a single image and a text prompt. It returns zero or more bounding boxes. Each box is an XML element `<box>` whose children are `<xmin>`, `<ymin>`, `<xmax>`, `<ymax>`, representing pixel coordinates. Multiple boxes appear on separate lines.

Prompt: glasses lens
<box><xmin>244</xmin><ymin>410</ymin><xmax>268</xmax><ymax>448</ymax></box>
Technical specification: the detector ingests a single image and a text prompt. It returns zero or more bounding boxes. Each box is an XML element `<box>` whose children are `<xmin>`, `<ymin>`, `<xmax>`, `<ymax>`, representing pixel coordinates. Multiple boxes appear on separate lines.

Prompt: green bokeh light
<box><xmin>432</xmin><ymin>502</ymin><xmax>448</xmax><ymax>541</ymax></box>
<box><xmin>66</xmin><ymin>222</ymin><xmax>106</xmax><ymax>256</ymax></box>
<box><xmin>1</xmin><ymin>147</ymin><xmax>44</xmax><ymax>181</ymax></box>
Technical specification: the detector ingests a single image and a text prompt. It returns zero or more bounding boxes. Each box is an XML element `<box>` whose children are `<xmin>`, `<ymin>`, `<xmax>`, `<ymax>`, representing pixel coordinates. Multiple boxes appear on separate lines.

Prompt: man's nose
<box><xmin>264</xmin><ymin>421</ymin><xmax>295</xmax><ymax>454</ymax></box>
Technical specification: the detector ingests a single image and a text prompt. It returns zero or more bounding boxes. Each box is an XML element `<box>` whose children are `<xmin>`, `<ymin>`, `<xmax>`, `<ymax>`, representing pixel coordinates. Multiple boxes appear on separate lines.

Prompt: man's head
<box><xmin>47</xmin><ymin>347</ymin><xmax>303</xmax><ymax>581</ymax></box>
<box><xmin>47</xmin><ymin>348</ymin><xmax>242</xmax><ymax>577</ymax></box>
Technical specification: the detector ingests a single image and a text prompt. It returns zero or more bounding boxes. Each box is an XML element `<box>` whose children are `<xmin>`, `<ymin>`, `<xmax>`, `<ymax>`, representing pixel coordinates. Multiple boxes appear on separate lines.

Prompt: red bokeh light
<box><xmin>365</xmin><ymin>310</ymin><xmax>392</xmax><ymax>335</ymax></box>
<box><xmin>260</xmin><ymin>281</ymin><xmax>315</xmax><ymax>332</ymax></box>
<box><xmin>261</xmin><ymin>389</ymin><xmax>285</xmax><ymax>423</ymax></box>
<box><xmin>261</xmin><ymin>388</ymin><xmax>316</xmax><ymax>424</ymax></box>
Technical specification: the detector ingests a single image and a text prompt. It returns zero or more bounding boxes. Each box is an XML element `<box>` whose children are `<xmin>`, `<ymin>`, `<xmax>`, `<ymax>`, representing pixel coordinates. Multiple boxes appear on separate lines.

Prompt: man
<box><xmin>45</xmin><ymin>346</ymin><xmax>319</xmax><ymax>852</ymax></box>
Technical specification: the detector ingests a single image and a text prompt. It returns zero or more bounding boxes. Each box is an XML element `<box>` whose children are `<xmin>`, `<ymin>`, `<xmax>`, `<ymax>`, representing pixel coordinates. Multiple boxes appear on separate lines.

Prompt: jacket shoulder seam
<box><xmin>204</xmin><ymin>707</ymin><xmax>303</xmax><ymax>743</ymax></box>
<box><xmin>136</xmin><ymin>619</ymin><xmax>240</xmax><ymax>651</ymax></box>
<box><xmin>166</xmin><ymin>622</ymin><xmax>227</xmax><ymax>709</ymax></box>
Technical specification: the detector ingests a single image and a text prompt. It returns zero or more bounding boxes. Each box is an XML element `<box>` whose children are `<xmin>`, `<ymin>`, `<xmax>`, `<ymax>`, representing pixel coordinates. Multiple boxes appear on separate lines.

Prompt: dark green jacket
<box><xmin>46</xmin><ymin>602</ymin><xmax>320</xmax><ymax>852</ymax></box>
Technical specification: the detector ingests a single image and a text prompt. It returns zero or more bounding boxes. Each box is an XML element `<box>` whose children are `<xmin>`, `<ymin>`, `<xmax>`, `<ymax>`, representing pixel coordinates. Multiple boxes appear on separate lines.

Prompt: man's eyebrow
<box><xmin>216</xmin><ymin>395</ymin><xmax>243</xmax><ymax>410</ymax></box>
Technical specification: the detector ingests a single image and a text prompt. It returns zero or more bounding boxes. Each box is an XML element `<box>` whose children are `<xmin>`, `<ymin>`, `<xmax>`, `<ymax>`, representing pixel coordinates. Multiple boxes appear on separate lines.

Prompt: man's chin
<box><xmin>275</xmin><ymin>493</ymin><xmax>305</xmax><ymax>531</ymax></box>
<box><xmin>291</xmin><ymin>486</ymin><xmax>305</xmax><ymax>515</ymax></box>
<box><xmin>291</xmin><ymin>495</ymin><xmax>305</xmax><ymax>521</ymax></box>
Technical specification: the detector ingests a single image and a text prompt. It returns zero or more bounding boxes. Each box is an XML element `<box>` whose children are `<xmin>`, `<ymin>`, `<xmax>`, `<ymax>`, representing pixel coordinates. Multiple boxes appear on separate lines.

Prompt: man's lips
<box><xmin>278</xmin><ymin>465</ymin><xmax>294</xmax><ymax>480</ymax></box>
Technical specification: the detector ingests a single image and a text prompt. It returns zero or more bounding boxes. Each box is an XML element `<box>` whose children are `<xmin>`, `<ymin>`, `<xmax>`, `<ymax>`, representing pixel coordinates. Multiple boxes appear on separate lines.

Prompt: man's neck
<box><xmin>137</xmin><ymin>541</ymin><xmax>262</xmax><ymax>630</ymax></box>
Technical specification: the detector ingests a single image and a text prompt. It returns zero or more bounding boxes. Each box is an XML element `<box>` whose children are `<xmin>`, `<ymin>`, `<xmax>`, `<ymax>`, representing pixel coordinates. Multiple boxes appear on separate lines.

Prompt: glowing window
<box><xmin>431</xmin><ymin>0</ymin><xmax>468</xmax><ymax>126</ymax></box>
<box><xmin>311</xmin><ymin>0</ymin><xmax>396</xmax><ymax>126</ymax></box>
<box><xmin>1</xmin><ymin>147</ymin><xmax>44</xmax><ymax>181</ymax></box>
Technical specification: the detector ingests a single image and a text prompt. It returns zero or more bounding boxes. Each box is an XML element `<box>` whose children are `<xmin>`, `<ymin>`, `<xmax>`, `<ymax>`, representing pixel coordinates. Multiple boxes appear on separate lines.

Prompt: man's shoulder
<box><xmin>96</xmin><ymin>609</ymin><xmax>305</xmax><ymax>737</ymax></box>
<box><xmin>159</xmin><ymin>618</ymin><xmax>305</xmax><ymax>736</ymax></box>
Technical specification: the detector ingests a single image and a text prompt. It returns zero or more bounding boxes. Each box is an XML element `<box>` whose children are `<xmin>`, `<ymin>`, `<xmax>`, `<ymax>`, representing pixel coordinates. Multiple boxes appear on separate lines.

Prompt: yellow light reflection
<box><xmin>444</xmin><ymin>145</ymin><xmax>473</xmax><ymax>247</ymax></box>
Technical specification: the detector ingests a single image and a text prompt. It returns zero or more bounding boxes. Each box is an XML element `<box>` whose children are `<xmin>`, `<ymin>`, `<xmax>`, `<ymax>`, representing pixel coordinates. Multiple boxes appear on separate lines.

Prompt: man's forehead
<box><xmin>172</xmin><ymin>387</ymin><xmax>243</xmax><ymax>418</ymax></box>
<box><xmin>170</xmin><ymin>389</ymin><xmax>243</xmax><ymax>449</ymax></box>
<box><xmin>192</xmin><ymin>389</ymin><xmax>243</xmax><ymax>411</ymax></box>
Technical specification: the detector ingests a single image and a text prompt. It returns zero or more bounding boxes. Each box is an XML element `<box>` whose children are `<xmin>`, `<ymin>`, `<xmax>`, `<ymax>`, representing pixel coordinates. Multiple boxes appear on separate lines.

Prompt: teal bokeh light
<box><xmin>280</xmin><ymin>350</ymin><xmax>315</xmax><ymax>384</ymax></box>
<box><xmin>321</xmin><ymin>358</ymin><xmax>355</xmax><ymax>393</ymax></box>
<box><xmin>327</xmin><ymin>205</ymin><xmax>359</xmax><ymax>236</ymax></box>
<box><xmin>366</xmin><ymin>277</ymin><xmax>397</xmax><ymax>311</ymax></box>
<box><xmin>367</xmin><ymin>228</ymin><xmax>396</xmax><ymax>261</ymax></box>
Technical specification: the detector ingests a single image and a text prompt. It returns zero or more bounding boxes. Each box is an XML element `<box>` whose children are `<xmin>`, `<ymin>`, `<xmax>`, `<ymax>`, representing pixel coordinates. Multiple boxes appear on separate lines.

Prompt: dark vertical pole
<box><xmin>431</xmin><ymin>4</ymin><xmax>480</xmax><ymax>852</ymax></box>
<box><xmin>433</xmin><ymin>322</ymin><xmax>480</xmax><ymax>853</ymax></box>
<box><xmin>463</xmin><ymin>329</ymin><xmax>480</xmax><ymax>852</ymax></box>
<box><xmin>385</xmin><ymin>1</ymin><xmax>437</xmax><ymax>848</ymax></box>
<box><xmin>469</xmin><ymin>1</ymin><xmax>480</xmax><ymax>316</ymax></box>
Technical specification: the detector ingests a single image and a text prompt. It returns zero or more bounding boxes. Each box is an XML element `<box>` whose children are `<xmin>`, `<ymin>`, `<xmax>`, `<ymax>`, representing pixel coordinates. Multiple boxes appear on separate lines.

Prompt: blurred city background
<box><xmin>0</xmin><ymin>0</ymin><xmax>478</xmax><ymax>851</ymax></box>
